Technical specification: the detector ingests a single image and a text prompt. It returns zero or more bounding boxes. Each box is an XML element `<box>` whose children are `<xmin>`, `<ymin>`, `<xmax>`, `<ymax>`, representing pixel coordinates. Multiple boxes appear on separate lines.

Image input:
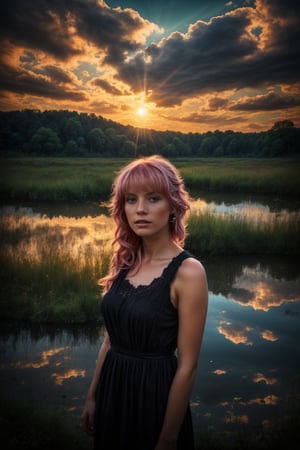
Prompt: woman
<box><xmin>82</xmin><ymin>155</ymin><xmax>208</xmax><ymax>450</ymax></box>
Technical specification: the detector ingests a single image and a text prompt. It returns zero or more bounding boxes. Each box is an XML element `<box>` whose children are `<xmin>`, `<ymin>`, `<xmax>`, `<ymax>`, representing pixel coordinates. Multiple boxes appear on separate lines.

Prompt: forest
<box><xmin>0</xmin><ymin>109</ymin><xmax>299</xmax><ymax>158</ymax></box>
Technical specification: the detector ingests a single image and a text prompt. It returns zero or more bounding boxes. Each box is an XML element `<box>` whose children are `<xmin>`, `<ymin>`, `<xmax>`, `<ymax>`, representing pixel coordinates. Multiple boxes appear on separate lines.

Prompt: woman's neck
<box><xmin>141</xmin><ymin>238</ymin><xmax>181</xmax><ymax>262</ymax></box>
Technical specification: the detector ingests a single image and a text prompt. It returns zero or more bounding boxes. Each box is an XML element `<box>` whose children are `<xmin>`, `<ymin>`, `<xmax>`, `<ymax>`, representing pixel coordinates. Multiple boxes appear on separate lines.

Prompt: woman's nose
<box><xmin>136</xmin><ymin>198</ymin><xmax>147</xmax><ymax>213</ymax></box>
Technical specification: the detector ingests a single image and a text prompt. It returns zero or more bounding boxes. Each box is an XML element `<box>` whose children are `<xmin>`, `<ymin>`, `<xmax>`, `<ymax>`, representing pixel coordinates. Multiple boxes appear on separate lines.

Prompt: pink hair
<box><xmin>100</xmin><ymin>155</ymin><xmax>190</xmax><ymax>292</ymax></box>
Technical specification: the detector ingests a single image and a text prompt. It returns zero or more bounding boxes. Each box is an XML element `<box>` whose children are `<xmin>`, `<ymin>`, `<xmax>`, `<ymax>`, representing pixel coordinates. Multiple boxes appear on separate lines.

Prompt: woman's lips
<box><xmin>134</xmin><ymin>220</ymin><xmax>151</xmax><ymax>226</ymax></box>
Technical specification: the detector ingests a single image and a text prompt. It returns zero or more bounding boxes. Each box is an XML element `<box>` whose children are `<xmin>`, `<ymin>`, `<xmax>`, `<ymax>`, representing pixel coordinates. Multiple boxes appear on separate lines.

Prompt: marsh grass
<box><xmin>0</xmin><ymin>254</ymin><xmax>108</xmax><ymax>322</ymax></box>
<box><xmin>0</xmin><ymin>213</ymin><xmax>112</xmax><ymax>323</ymax></box>
<box><xmin>177</xmin><ymin>157</ymin><xmax>300</xmax><ymax>196</ymax></box>
<box><xmin>0</xmin><ymin>157</ymin><xmax>123</xmax><ymax>201</ymax></box>
<box><xmin>186</xmin><ymin>210</ymin><xmax>300</xmax><ymax>255</ymax></box>
<box><xmin>1</xmin><ymin>205</ymin><xmax>299</xmax><ymax>323</ymax></box>
<box><xmin>1</xmin><ymin>157</ymin><xmax>299</xmax><ymax>200</ymax></box>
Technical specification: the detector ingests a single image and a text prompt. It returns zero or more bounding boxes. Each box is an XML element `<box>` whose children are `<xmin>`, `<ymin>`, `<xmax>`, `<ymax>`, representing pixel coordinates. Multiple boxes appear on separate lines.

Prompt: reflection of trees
<box><xmin>203</xmin><ymin>255</ymin><xmax>299</xmax><ymax>297</ymax></box>
<box><xmin>0</xmin><ymin>322</ymin><xmax>105</xmax><ymax>346</ymax></box>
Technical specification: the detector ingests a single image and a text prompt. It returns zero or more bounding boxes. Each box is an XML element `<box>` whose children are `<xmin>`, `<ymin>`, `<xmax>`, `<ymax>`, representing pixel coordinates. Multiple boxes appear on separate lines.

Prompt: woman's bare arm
<box><xmin>155</xmin><ymin>258</ymin><xmax>208</xmax><ymax>449</ymax></box>
<box><xmin>81</xmin><ymin>331</ymin><xmax>111</xmax><ymax>434</ymax></box>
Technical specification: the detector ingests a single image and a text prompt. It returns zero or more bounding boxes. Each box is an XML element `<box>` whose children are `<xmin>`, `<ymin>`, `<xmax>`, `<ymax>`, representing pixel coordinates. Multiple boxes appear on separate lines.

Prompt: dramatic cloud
<box><xmin>119</xmin><ymin>0</ymin><xmax>300</xmax><ymax>107</ymax></box>
<box><xmin>0</xmin><ymin>0</ymin><xmax>299</xmax><ymax>132</ymax></box>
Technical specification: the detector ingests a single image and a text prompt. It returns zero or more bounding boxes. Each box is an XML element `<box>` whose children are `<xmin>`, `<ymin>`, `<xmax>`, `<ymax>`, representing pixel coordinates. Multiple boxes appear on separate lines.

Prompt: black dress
<box><xmin>94</xmin><ymin>251</ymin><xmax>195</xmax><ymax>450</ymax></box>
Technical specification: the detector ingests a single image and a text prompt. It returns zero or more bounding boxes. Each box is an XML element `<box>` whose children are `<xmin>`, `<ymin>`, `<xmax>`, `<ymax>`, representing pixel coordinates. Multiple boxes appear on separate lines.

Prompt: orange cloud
<box><xmin>253</xmin><ymin>372</ymin><xmax>278</xmax><ymax>385</ymax></box>
<box><xmin>230</xmin><ymin>267</ymin><xmax>300</xmax><ymax>311</ymax></box>
<box><xmin>52</xmin><ymin>369</ymin><xmax>86</xmax><ymax>385</ymax></box>
<box><xmin>217</xmin><ymin>321</ymin><xmax>254</xmax><ymax>345</ymax></box>
<box><xmin>0</xmin><ymin>0</ymin><xmax>299</xmax><ymax>132</ymax></box>
<box><xmin>12</xmin><ymin>347</ymin><xmax>67</xmax><ymax>369</ymax></box>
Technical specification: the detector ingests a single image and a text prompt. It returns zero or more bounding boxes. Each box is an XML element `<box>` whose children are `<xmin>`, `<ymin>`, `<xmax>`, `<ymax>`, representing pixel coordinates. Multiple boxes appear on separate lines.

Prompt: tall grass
<box><xmin>0</xmin><ymin>213</ymin><xmax>112</xmax><ymax>323</ymax></box>
<box><xmin>0</xmin><ymin>157</ymin><xmax>124</xmax><ymax>201</ymax></box>
<box><xmin>1</xmin><ymin>157</ymin><xmax>299</xmax><ymax>200</ymax></box>
<box><xmin>0</xmin><ymin>252</ymin><xmax>110</xmax><ymax>323</ymax></box>
<box><xmin>179</xmin><ymin>157</ymin><xmax>300</xmax><ymax>196</ymax></box>
<box><xmin>186</xmin><ymin>210</ymin><xmax>300</xmax><ymax>255</ymax></box>
<box><xmin>1</xmin><ymin>207</ymin><xmax>299</xmax><ymax>323</ymax></box>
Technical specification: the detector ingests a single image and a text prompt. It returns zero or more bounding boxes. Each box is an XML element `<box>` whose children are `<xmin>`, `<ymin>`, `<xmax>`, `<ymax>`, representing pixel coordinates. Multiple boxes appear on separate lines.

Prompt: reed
<box><xmin>1</xmin><ymin>207</ymin><xmax>299</xmax><ymax>323</ymax></box>
<box><xmin>186</xmin><ymin>210</ymin><xmax>300</xmax><ymax>255</ymax></box>
<box><xmin>0</xmin><ymin>253</ymin><xmax>110</xmax><ymax>323</ymax></box>
<box><xmin>180</xmin><ymin>158</ymin><xmax>300</xmax><ymax>196</ymax></box>
<box><xmin>0</xmin><ymin>213</ymin><xmax>112</xmax><ymax>323</ymax></box>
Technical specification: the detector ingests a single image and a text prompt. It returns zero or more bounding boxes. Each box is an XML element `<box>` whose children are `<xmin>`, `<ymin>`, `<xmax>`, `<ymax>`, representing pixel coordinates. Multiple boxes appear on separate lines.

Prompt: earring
<box><xmin>169</xmin><ymin>213</ymin><xmax>176</xmax><ymax>223</ymax></box>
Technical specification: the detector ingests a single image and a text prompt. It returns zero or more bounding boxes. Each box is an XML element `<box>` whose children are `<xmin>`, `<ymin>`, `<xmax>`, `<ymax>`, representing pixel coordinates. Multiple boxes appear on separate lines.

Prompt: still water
<box><xmin>0</xmin><ymin>193</ymin><xmax>299</xmax><ymax>442</ymax></box>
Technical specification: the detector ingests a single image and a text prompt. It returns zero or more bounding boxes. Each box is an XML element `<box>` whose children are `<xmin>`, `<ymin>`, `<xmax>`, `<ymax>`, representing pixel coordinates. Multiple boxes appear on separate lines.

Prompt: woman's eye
<box><xmin>149</xmin><ymin>195</ymin><xmax>160</xmax><ymax>202</ymax></box>
<box><xmin>125</xmin><ymin>196</ymin><xmax>136</xmax><ymax>204</ymax></box>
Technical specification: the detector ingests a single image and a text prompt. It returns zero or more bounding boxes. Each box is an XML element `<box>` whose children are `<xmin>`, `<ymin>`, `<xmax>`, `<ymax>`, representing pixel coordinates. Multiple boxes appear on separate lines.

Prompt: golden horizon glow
<box><xmin>0</xmin><ymin>2</ymin><xmax>299</xmax><ymax>133</ymax></box>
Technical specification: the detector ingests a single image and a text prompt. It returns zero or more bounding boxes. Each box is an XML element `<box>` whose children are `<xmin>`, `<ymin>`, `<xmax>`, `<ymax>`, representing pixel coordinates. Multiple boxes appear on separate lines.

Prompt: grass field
<box><xmin>1</xmin><ymin>156</ymin><xmax>299</xmax><ymax>323</ymax></box>
<box><xmin>0</xmin><ymin>157</ymin><xmax>299</xmax><ymax>200</ymax></box>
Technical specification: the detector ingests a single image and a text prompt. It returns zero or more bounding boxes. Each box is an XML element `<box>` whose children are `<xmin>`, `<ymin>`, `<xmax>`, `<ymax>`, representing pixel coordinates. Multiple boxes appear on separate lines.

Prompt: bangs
<box><xmin>122</xmin><ymin>164</ymin><xmax>170</xmax><ymax>196</ymax></box>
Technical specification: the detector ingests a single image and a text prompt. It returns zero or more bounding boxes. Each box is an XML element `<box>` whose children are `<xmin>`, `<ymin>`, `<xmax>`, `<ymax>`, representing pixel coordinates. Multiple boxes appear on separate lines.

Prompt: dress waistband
<box><xmin>110</xmin><ymin>346</ymin><xmax>175</xmax><ymax>360</ymax></box>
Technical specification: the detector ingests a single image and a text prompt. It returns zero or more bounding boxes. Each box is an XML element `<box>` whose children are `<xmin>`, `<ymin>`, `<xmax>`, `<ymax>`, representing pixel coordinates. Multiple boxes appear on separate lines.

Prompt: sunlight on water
<box><xmin>1</xmin><ymin>197</ymin><xmax>296</xmax><ymax>269</ymax></box>
<box><xmin>1</xmin><ymin>198</ymin><xmax>299</xmax><ymax>444</ymax></box>
<box><xmin>0</xmin><ymin>207</ymin><xmax>115</xmax><ymax>267</ymax></box>
<box><xmin>190</xmin><ymin>198</ymin><xmax>298</xmax><ymax>223</ymax></box>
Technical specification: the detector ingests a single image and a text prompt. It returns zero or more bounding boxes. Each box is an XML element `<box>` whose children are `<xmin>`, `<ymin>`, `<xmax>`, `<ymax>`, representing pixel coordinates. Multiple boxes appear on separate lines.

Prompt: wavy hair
<box><xmin>100</xmin><ymin>155</ymin><xmax>190</xmax><ymax>292</ymax></box>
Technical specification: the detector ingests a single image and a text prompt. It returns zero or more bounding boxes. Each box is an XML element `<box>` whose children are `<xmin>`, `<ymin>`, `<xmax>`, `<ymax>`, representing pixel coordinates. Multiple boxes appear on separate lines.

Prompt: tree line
<box><xmin>0</xmin><ymin>109</ymin><xmax>299</xmax><ymax>158</ymax></box>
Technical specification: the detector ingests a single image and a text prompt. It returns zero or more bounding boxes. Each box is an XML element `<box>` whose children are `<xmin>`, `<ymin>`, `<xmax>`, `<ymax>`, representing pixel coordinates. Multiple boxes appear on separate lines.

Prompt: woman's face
<box><xmin>124</xmin><ymin>187</ymin><xmax>172</xmax><ymax>238</ymax></box>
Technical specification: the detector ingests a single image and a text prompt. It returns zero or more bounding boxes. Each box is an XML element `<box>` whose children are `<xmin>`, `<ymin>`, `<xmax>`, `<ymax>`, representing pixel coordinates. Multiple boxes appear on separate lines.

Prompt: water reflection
<box><xmin>2</xmin><ymin>191</ymin><xmax>299</xmax><ymax>223</ymax></box>
<box><xmin>1</xmin><ymin>258</ymin><xmax>299</xmax><ymax>439</ymax></box>
<box><xmin>191</xmin><ymin>256</ymin><xmax>300</xmax><ymax>437</ymax></box>
<box><xmin>1</xmin><ymin>197</ymin><xmax>298</xmax><ymax>268</ymax></box>
<box><xmin>0</xmin><ymin>198</ymin><xmax>299</xmax><ymax>441</ymax></box>
<box><xmin>0</xmin><ymin>207</ymin><xmax>114</xmax><ymax>267</ymax></box>
<box><xmin>190</xmin><ymin>198</ymin><xmax>299</xmax><ymax>223</ymax></box>
<box><xmin>0</xmin><ymin>323</ymin><xmax>105</xmax><ymax>436</ymax></box>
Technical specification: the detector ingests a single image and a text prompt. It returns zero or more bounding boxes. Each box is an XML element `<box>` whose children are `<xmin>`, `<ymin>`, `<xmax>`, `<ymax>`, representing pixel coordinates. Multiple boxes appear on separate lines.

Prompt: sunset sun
<box><xmin>137</xmin><ymin>106</ymin><xmax>147</xmax><ymax>117</ymax></box>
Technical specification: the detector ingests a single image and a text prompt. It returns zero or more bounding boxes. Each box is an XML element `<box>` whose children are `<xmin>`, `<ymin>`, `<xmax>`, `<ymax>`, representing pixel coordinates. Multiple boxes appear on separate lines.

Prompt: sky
<box><xmin>0</xmin><ymin>0</ymin><xmax>299</xmax><ymax>133</ymax></box>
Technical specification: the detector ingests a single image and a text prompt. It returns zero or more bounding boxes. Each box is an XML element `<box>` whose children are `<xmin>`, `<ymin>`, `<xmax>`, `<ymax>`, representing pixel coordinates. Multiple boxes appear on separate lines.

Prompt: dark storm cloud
<box><xmin>230</xmin><ymin>92</ymin><xmax>300</xmax><ymax>111</ymax></box>
<box><xmin>0</xmin><ymin>0</ymin><xmax>299</xmax><ymax>119</ymax></box>
<box><xmin>0</xmin><ymin>62</ymin><xmax>86</xmax><ymax>101</ymax></box>
<box><xmin>43</xmin><ymin>66</ymin><xmax>73</xmax><ymax>84</ymax></box>
<box><xmin>0</xmin><ymin>0</ymin><xmax>154</xmax><ymax>62</ymax></box>
<box><xmin>0</xmin><ymin>0</ymin><xmax>157</xmax><ymax>103</ymax></box>
<box><xmin>67</xmin><ymin>0</ymin><xmax>152</xmax><ymax>65</ymax></box>
<box><xmin>118</xmin><ymin>0</ymin><xmax>300</xmax><ymax>107</ymax></box>
<box><xmin>0</xmin><ymin>1</ymin><xmax>80</xmax><ymax>59</ymax></box>
<box><xmin>165</xmin><ymin>112</ymin><xmax>248</xmax><ymax>126</ymax></box>
<box><xmin>208</xmin><ymin>98</ymin><xmax>229</xmax><ymax>110</ymax></box>
<box><xmin>93</xmin><ymin>79</ymin><xmax>124</xmax><ymax>96</ymax></box>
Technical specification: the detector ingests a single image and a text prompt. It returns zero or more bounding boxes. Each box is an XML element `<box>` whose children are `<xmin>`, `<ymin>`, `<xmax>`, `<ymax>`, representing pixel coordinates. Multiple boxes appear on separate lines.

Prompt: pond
<box><xmin>0</xmin><ymin>193</ymin><xmax>299</xmax><ymax>445</ymax></box>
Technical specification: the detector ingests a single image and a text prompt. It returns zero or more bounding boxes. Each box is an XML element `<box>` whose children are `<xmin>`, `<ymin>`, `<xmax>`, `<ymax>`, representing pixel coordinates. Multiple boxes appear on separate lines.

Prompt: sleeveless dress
<box><xmin>94</xmin><ymin>251</ymin><xmax>195</xmax><ymax>450</ymax></box>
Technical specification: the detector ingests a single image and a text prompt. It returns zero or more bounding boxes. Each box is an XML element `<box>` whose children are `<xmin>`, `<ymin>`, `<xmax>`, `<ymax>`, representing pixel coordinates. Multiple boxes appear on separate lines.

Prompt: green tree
<box><xmin>271</xmin><ymin>120</ymin><xmax>294</xmax><ymax>130</ymax></box>
<box><xmin>62</xmin><ymin>117</ymin><xmax>83</xmax><ymax>143</ymax></box>
<box><xmin>121</xmin><ymin>139</ymin><xmax>136</xmax><ymax>156</ymax></box>
<box><xmin>65</xmin><ymin>139</ymin><xmax>81</xmax><ymax>156</ymax></box>
<box><xmin>87</xmin><ymin>128</ymin><xmax>106</xmax><ymax>153</ymax></box>
<box><xmin>29</xmin><ymin>127</ymin><xmax>62</xmax><ymax>154</ymax></box>
<box><xmin>199</xmin><ymin>136</ymin><xmax>219</xmax><ymax>156</ymax></box>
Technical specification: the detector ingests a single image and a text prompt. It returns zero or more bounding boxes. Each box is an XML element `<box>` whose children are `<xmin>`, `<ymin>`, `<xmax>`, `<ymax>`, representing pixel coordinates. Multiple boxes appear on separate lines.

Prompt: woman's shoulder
<box><xmin>177</xmin><ymin>253</ymin><xmax>207</xmax><ymax>284</ymax></box>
